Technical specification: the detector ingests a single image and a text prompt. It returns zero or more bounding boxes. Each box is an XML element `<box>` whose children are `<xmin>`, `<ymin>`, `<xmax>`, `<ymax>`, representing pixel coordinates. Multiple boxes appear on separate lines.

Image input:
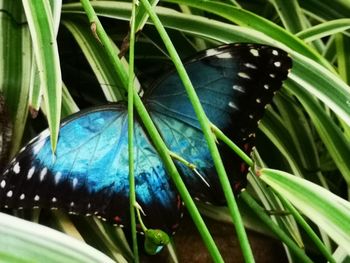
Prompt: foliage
<box><xmin>0</xmin><ymin>0</ymin><xmax>350</xmax><ymax>262</ymax></box>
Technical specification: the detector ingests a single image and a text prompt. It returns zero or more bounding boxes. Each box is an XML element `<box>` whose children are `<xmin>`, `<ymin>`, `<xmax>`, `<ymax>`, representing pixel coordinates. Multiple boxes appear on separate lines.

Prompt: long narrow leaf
<box><xmin>296</xmin><ymin>19</ymin><xmax>350</xmax><ymax>42</ymax></box>
<box><xmin>22</xmin><ymin>0</ymin><xmax>62</xmax><ymax>151</ymax></box>
<box><xmin>0</xmin><ymin>212</ymin><xmax>118</xmax><ymax>263</ymax></box>
<box><xmin>0</xmin><ymin>0</ymin><xmax>31</xmax><ymax>157</ymax></box>
<box><xmin>62</xmin><ymin>18</ymin><xmax>125</xmax><ymax>101</ymax></box>
<box><xmin>259</xmin><ymin>168</ymin><xmax>350</xmax><ymax>254</ymax></box>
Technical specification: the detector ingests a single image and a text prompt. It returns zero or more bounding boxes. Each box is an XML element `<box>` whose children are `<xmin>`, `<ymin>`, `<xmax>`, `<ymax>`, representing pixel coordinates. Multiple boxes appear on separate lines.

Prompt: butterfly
<box><xmin>0</xmin><ymin>43</ymin><xmax>292</xmax><ymax>235</ymax></box>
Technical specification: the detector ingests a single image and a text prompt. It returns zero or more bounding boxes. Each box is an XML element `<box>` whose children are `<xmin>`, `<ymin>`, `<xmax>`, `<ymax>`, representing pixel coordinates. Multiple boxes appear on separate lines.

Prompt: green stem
<box><xmin>128</xmin><ymin>1</ymin><xmax>138</xmax><ymax>262</ymax></box>
<box><xmin>240</xmin><ymin>191</ymin><xmax>313</xmax><ymax>263</ymax></box>
<box><xmin>139</xmin><ymin>0</ymin><xmax>254</xmax><ymax>262</ymax></box>
<box><xmin>79</xmin><ymin>1</ymin><xmax>224</xmax><ymax>262</ymax></box>
<box><xmin>135</xmin><ymin>203</ymin><xmax>148</xmax><ymax>233</ymax></box>
<box><xmin>169</xmin><ymin>151</ymin><xmax>196</xmax><ymax>170</ymax></box>
<box><xmin>211</xmin><ymin>124</ymin><xmax>253</xmax><ymax>167</ymax></box>
<box><xmin>275</xmin><ymin>192</ymin><xmax>336</xmax><ymax>263</ymax></box>
<box><xmin>133</xmin><ymin>95</ymin><xmax>224</xmax><ymax>262</ymax></box>
<box><xmin>79</xmin><ymin>0</ymin><xmax>129</xmax><ymax>87</ymax></box>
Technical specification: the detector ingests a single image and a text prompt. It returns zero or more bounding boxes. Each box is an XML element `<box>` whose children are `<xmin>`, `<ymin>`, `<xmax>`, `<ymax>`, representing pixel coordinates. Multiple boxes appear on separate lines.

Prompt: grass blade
<box><xmin>22</xmin><ymin>0</ymin><xmax>62</xmax><ymax>151</ymax></box>
<box><xmin>0</xmin><ymin>0</ymin><xmax>31</xmax><ymax>156</ymax></box>
<box><xmin>297</xmin><ymin>19</ymin><xmax>350</xmax><ymax>42</ymax></box>
<box><xmin>259</xmin><ymin>168</ymin><xmax>350</xmax><ymax>254</ymax></box>
<box><xmin>0</xmin><ymin>212</ymin><xmax>117</xmax><ymax>263</ymax></box>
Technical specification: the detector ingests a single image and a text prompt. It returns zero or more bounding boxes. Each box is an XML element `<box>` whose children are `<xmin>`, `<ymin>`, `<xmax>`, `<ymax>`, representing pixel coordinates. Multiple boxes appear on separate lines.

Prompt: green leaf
<box><xmin>285</xmin><ymin>79</ymin><xmax>350</xmax><ymax>185</ymax></box>
<box><xmin>0</xmin><ymin>1</ymin><xmax>31</xmax><ymax>157</ymax></box>
<box><xmin>29</xmin><ymin>0</ymin><xmax>62</xmax><ymax>114</ymax></box>
<box><xmin>270</xmin><ymin>0</ymin><xmax>306</xmax><ymax>33</ymax></box>
<box><xmin>296</xmin><ymin>19</ymin><xmax>350</xmax><ymax>42</ymax></box>
<box><xmin>259</xmin><ymin>168</ymin><xmax>350</xmax><ymax>254</ymax></box>
<box><xmin>135</xmin><ymin>0</ymin><xmax>159</xmax><ymax>31</ymax></box>
<box><xmin>163</xmin><ymin>0</ymin><xmax>333</xmax><ymax>70</ymax></box>
<box><xmin>289</xmin><ymin>52</ymin><xmax>350</xmax><ymax>126</ymax></box>
<box><xmin>61</xmin><ymin>18</ymin><xmax>126</xmax><ymax>101</ymax></box>
<box><xmin>0</xmin><ymin>212</ymin><xmax>119</xmax><ymax>263</ymax></box>
<box><xmin>300</xmin><ymin>0</ymin><xmax>350</xmax><ymax>21</ymax></box>
<box><xmin>22</xmin><ymin>0</ymin><xmax>62</xmax><ymax>151</ymax></box>
<box><xmin>335</xmin><ymin>34</ymin><xmax>350</xmax><ymax>84</ymax></box>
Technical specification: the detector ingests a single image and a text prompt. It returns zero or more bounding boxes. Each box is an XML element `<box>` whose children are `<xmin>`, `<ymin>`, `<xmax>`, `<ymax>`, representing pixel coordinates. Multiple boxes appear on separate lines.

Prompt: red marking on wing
<box><xmin>176</xmin><ymin>195</ymin><xmax>182</xmax><ymax>209</ymax></box>
<box><xmin>114</xmin><ymin>215</ymin><xmax>122</xmax><ymax>223</ymax></box>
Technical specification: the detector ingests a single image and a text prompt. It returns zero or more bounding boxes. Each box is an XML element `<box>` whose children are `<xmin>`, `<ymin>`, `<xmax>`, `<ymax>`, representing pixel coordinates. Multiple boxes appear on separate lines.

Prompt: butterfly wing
<box><xmin>0</xmin><ymin>104</ymin><xmax>181</xmax><ymax>234</ymax></box>
<box><xmin>145</xmin><ymin>43</ymin><xmax>292</xmax><ymax>203</ymax></box>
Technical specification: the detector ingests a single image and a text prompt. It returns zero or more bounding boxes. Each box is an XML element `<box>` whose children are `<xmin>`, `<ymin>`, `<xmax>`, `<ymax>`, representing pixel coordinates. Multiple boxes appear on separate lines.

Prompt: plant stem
<box><xmin>275</xmin><ymin>192</ymin><xmax>336</xmax><ymax>263</ymax></box>
<box><xmin>128</xmin><ymin>0</ymin><xmax>138</xmax><ymax>262</ymax></box>
<box><xmin>211</xmin><ymin>124</ymin><xmax>253</xmax><ymax>167</ymax></box>
<box><xmin>139</xmin><ymin>0</ymin><xmax>254</xmax><ymax>262</ymax></box>
<box><xmin>241</xmin><ymin>191</ymin><xmax>313</xmax><ymax>263</ymax></box>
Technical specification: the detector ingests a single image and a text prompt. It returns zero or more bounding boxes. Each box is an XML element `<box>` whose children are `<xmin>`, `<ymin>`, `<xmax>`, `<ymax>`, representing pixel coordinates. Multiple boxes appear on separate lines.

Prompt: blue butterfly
<box><xmin>0</xmin><ymin>43</ymin><xmax>291</xmax><ymax>235</ymax></box>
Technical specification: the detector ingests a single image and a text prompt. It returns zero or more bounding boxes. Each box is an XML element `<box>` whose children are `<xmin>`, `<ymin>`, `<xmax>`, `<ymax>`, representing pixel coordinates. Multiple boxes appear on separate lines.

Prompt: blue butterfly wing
<box><xmin>0</xmin><ymin>104</ymin><xmax>181</xmax><ymax>234</ymax></box>
<box><xmin>146</xmin><ymin>43</ymin><xmax>292</xmax><ymax>203</ymax></box>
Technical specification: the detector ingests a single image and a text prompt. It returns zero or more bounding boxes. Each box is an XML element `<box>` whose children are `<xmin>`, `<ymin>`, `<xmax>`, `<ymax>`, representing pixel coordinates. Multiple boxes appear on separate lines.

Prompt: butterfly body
<box><xmin>0</xmin><ymin>43</ymin><xmax>292</xmax><ymax>234</ymax></box>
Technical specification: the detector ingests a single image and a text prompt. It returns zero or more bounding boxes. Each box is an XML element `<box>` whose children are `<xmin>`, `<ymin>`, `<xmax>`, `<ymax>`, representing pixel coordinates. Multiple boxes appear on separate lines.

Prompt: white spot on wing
<box><xmin>72</xmin><ymin>178</ymin><xmax>78</xmax><ymax>189</ymax></box>
<box><xmin>52</xmin><ymin>197</ymin><xmax>57</xmax><ymax>203</ymax></box>
<box><xmin>55</xmin><ymin>172</ymin><xmax>62</xmax><ymax>184</ymax></box>
<box><xmin>264</xmin><ymin>84</ymin><xmax>269</xmax><ymax>90</ymax></box>
<box><xmin>215</xmin><ymin>53</ymin><xmax>232</xmax><ymax>59</ymax></box>
<box><xmin>238</xmin><ymin>72</ymin><xmax>250</xmax><ymax>79</ymax></box>
<box><xmin>27</xmin><ymin>166</ymin><xmax>35</xmax><ymax>180</ymax></box>
<box><xmin>32</xmin><ymin>139</ymin><xmax>46</xmax><ymax>155</ymax></box>
<box><xmin>6</xmin><ymin>190</ymin><xmax>13</xmax><ymax>197</ymax></box>
<box><xmin>40</xmin><ymin>167</ymin><xmax>48</xmax><ymax>181</ymax></box>
<box><xmin>272</xmin><ymin>50</ymin><xmax>279</xmax><ymax>56</ymax></box>
<box><xmin>245</xmin><ymin>63</ymin><xmax>257</xmax><ymax>69</ymax></box>
<box><xmin>19</xmin><ymin>146</ymin><xmax>26</xmax><ymax>153</ymax></box>
<box><xmin>204</xmin><ymin>49</ymin><xmax>218</xmax><ymax>57</ymax></box>
<box><xmin>250</xmin><ymin>48</ymin><xmax>259</xmax><ymax>57</ymax></box>
<box><xmin>274</xmin><ymin>61</ymin><xmax>281</xmax><ymax>67</ymax></box>
<box><xmin>228</xmin><ymin>101</ymin><xmax>238</xmax><ymax>110</ymax></box>
<box><xmin>34</xmin><ymin>195</ymin><xmax>40</xmax><ymax>201</ymax></box>
<box><xmin>20</xmin><ymin>193</ymin><xmax>25</xmax><ymax>200</ymax></box>
<box><xmin>0</xmin><ymin>180</ymin><xmax>6</xmax><ymax>188</ymax></box>
<box><xmin>70</xmin><ymin>201</ymin><xmax>74</xmax><ymax>207</ymax></box>
<box><xmin>270</xmin><ymin>73</ymin><xmax>276</xmax><ymax>78</ymax></box>
<box><xmin>13</xmin><ymin>163</ymin><xmax>20</xmax><ymax>174</ymax></box>
<box><xmin>233</xmin><ymin>85</ymin><xmax>245</xmax><ymax>93</ymax></box>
